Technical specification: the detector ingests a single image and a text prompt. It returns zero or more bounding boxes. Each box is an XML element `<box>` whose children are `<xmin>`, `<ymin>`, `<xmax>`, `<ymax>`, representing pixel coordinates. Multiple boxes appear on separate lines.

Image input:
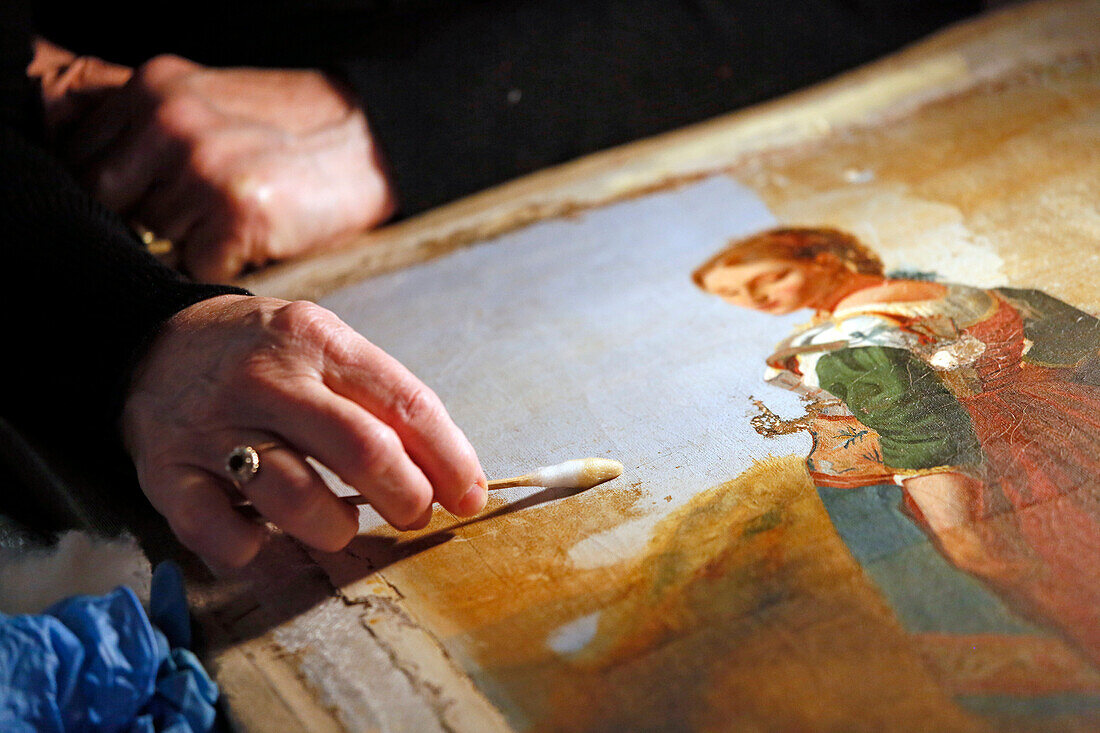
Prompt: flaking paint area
<box><xmin>738</xmin><ymin>63</ymin><xmax>1100</xmax><ymax>312</ymax></box>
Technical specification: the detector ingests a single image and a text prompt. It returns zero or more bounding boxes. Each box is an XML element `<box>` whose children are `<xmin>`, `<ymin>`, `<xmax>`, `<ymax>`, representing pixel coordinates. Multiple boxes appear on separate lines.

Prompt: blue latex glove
<box><xmin>149</xmin><ymin>563</ymin><xmax>191</xmax><ymax>651</ymax></box>
<box><xmin>0</xmin><ymin>561</ymin><xmax>218</xmax><ymax>732</ymax></box>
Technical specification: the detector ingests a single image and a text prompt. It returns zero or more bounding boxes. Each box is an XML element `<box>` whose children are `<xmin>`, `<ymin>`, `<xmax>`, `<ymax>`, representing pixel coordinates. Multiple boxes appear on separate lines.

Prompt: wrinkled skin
<box><xmin>122</xmin><ymin>295</ymin><xmax>487</xmax><ymax>570</ymax></box>
<box><xmin>30</xmin><ymin>41</ymin><xmax>395</xmax><ymax>282</ymax></box>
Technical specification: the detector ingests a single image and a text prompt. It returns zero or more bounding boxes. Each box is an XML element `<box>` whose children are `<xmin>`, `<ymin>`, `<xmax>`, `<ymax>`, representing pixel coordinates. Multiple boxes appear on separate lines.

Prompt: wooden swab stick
<box><xmin>340</xmin><ymin>457</ymin><xmax>623</xmax><ymax>505</ymax></box>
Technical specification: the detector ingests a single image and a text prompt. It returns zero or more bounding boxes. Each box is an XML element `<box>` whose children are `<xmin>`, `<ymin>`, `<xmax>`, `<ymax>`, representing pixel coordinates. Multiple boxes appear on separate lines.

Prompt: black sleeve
<box><xmin>329</xmin><ymin>0</ymin><xmax>981</xmax><ymax>214</ymax></box>
<box><xmin>0</xmin><ymin>1</ymin><xmax>248</xmax><ymax>535</ymax></box>
<box><xmin>30</xmin><ymin>0</ymin><xmax>979</xmax><ymax>215</ymax></box>
<box><xmin>1</xmin><ymin>1</ymin><xmax>246</xmax><ymax>444</ymax></box>
<box><xmin>0</xmin><ymin>124</ymin><xmax>247</xmax><ymax>437</ymax></box>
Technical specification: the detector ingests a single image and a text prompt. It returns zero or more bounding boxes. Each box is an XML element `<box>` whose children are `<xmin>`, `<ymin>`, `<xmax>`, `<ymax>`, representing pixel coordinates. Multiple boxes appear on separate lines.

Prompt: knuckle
<box><xmin>152</xmin><ymin>95</ymin><xmax>199</xmax><ymax>138</ymax></box>
<box><xmin>225</xmin><ymin>171</ymin><xmax>268</xmax><ymax>208</ymax></box>
<box><xmin>168</xmin><ymin>509</ymin><xmax>208</xmax><ymax>551</ymax></box>
<box><xmin>269</xmin><ymin>300</ymin><xmax>344</xmax><ymax>350</ymax></box>
<box><xmin>187</xmin><ymin>138</ymin><xmax>222</xmax><ymax>177</ymax></box>
<box><xmin>270</xmin><ymin>299</ymin><xmax>328</xmax><ymax>334</ymax></box>
<box><xmin>222</xmin><ymin>183</ymin><xmax>272</xmax><ymax>239</ymax></box>
<box><xmin>136</xmin><ymin>54</ymin><xmax>191</xmax><ymax>86</ymax></box>
<box><xmin>273</xmin><ymin>467</ymin><xmax>325</xmax><ymax>517</ymax></box>
<box><xmin>314</xmin><ymin>518</ymin><xmax>358</xmax><ymax>553</ymax></box>
<box><xmin>355</xmin><ymin>421</ymin><xmax>403</xmax><ymax>476</ymax></box>
<box><xmin>448</xmin><ymin>440</ymin><xmax>482</xmax><ymax>486</ymax></box>
<box><xmin>389</xmin><ymin>484</ymin><xmax>432</xmax><ymax>528</ymax></box>
<box><xmin>221</xmin><ymin>542</ymin><xmax>262</xmax><ymax>570</ymax></box>
<box><xmin>388</xmin><ymin>383</ymin><xmax>443</xmax><ymax>426</ymax></box>
<box><xmin>214</xmin><ymin>533</ymin><xmax>263</xmax><ymax>570</ymax></box>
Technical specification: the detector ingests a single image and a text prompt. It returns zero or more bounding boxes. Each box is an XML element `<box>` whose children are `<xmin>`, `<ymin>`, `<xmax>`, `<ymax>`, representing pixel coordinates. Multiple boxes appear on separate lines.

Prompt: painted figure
<box><xmin>694</xmin><ymin>227</ymin><xmax>1100</xmax><ymax>667</ymax></box>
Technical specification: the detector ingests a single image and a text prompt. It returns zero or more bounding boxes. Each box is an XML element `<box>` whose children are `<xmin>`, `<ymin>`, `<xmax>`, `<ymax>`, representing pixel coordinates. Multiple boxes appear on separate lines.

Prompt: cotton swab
<box><xmin>486</xmin><ymin>458</ymin><xmax>624</xmax><ymax>490</ymax></box>
<box><xmin>340</xmin><ymin>457</ymin><xmax>623</xmax><ymax>505</ymax></box>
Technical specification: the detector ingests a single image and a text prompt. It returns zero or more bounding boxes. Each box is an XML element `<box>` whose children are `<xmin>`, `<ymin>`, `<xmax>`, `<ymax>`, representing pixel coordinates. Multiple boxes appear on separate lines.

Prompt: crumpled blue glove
<box><xmin>0</xmin><ymin>561</ymin><xmax>218</xmax><ymax>732</ymax></box>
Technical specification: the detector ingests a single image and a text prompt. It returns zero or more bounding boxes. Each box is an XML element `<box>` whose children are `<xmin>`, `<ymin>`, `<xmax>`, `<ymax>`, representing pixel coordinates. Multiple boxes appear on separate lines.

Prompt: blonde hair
<box><xmin>692</xmin><ymin>227</ymin><xmax>884</xmax><ymax>289</ymax></box>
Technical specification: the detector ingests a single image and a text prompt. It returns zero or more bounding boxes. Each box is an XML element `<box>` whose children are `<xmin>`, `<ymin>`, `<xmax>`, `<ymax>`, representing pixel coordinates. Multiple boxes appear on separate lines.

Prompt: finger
<box><xmin>84</xmin><ymin>118</ymin><xmax>185</xmax><ymax>214</ymax></box>
<box><xmin>404</xmin><ymin>506</ymin><xmax>434</xmax><ymax>531</ymax></box>
<box><xmin>228</xmin><ymin>441</ymin><xmax>360</xmax><ymax>553</ymax></box>
<box><xmin>40</xmin><ymin>56</ymin><xmax>132</xmax><ymax>136</ymax></box>
<box><xmin>61</xmin><ymin>85</ymin><xmax>142</xmax><ymax>168</ymax></box>
<box><xmin>132</xmin><ymin>177</ymin><xmax>207</xmax><ymax>243</ymax></box>
<box><xmin>263</xmin><ymin>383</ymin><xmax>437</xmax><ymax>529</ymax></box>
<box><xmin>323</xmin><ymin>339</ymin><xmax>487</xmax><ymax>516</ymax></box>
<box><xmin>180</xmin><ymin>215</ymin><xmax>249</xmax><ymax>284</ymax></box>
<box><xmin>145</xmin><ymin>466</ymin><xmax>267</xmax><ymax>570</ymax></box>
<box><xmin>72</xmin><ymin>55</ymin><xmax>133</xmax><ymax>91</ymax></box>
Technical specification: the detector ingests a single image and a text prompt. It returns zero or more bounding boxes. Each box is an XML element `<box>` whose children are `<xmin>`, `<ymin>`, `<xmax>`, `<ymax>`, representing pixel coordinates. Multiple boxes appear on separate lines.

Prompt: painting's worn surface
<box><xmin>202</xmin><ymin>5</ymin><xmax>1100</xmax><ymax>731</ymax></box>
<box><xmin>696</xmin><ymin>226</ymin><xmax>1100</xmax><ymax>725</ymax></box>
<box><xmin>304</xmin><ymin>56</ymin><xmax>1100</xmax><ymax>731</ymax></box>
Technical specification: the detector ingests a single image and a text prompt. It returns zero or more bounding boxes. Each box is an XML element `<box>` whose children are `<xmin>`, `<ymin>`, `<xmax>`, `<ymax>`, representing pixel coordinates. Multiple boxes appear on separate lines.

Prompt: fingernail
<box><xmin>402</xmin><ymin>506</ymin><xmax>434</xmax><ymax>531</ymax></box>
<box><xmin>457</xmin><ymin>483</ymin><xmax>487</xmax><ymax>516</ymax></box>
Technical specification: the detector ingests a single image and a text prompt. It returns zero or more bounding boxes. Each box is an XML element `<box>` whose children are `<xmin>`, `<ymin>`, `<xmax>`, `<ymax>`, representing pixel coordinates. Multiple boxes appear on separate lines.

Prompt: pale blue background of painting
<box><xmin>322</xmin><ymin>175</ymin><xmax>811</xmax><ymax>525</ymax></box>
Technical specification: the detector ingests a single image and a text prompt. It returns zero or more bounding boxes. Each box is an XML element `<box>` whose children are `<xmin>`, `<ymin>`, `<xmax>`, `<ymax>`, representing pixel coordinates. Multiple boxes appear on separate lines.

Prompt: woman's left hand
<box><xmin>55</xmin><ymin>53</ymin><xmax>396</xmax><ymax>282</ymax></box>
<box><xmin>28</xmin><ymin>38</ymin><xmax>133</xmax><ymax>136</ymax></box>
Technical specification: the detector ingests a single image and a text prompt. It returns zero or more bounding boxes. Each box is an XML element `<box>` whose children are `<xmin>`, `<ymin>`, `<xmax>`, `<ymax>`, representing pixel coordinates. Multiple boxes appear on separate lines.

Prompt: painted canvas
<box><xmin>695</xmin><ymin>227</ymin><xmax>1100</xmax><ymax>720</ymax></box>
<box><xmin>308</xmin><ymin>169</ymin><xmax>1100</xmax><ymax>730</ymax></box>
<box><xmin>227</xmin><ymin>34</ymin><xmax>1100</xmax><ymax>731</ymax></box>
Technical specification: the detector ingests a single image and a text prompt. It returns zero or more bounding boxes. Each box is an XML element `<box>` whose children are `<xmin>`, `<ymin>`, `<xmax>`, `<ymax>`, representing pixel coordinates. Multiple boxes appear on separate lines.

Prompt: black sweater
<box><xmin>1</xmin><ymin>3</ymin><xmax>245</xmax><ymax>533</ymax></box>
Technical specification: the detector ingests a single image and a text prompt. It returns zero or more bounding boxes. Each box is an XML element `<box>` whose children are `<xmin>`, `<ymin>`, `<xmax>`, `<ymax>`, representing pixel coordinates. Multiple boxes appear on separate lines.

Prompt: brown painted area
<box><xmin>330</xmin><ymin>456</ymin><xmax>983</xmax><ymax>731</ymax></box>
<box><xmin>913</xmin><ymin>633</ymin><xmax>1100</xmax><ymax>697</ymax></box>
<box><xmin>339</xmin><ymin>481</ymin><xmax>648</xmax><ymax>652</ymax></box>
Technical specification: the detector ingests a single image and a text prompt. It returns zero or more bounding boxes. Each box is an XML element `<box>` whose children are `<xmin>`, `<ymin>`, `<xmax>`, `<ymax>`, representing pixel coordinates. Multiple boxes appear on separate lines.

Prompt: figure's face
<box><xmin>700</xmin><ymin>258</ymin><xmax>821</xmax><ymax>314</ymax></box>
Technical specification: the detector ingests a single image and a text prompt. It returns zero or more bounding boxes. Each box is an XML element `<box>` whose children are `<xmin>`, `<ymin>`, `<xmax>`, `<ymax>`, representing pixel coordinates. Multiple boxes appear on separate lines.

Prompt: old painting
<box><xmin>694</xmin><ymin>227</ymin><xmax>1100</xmax><ymax>720</ymax></box>
<box><xmin>308</xmin><ymin>165</ymin><xmax>1100</xmax><ymax>732</ymax></box>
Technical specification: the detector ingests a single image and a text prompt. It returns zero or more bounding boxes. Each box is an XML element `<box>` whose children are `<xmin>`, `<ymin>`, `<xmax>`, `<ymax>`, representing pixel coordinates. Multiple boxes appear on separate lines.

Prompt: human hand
<box><xmin>27</xmin><ymin>38</ymin><xmax>132</xmax><ymax>137</ymax></box>
<box><xmin>62</xmin><ymin>55</ymin><xmax>396</xmax><ymax>282</ymax></box>
<box><xmin>121</xmin><ymin>295</ymin><xmax>486</xmax><ymax>569</ymax></box>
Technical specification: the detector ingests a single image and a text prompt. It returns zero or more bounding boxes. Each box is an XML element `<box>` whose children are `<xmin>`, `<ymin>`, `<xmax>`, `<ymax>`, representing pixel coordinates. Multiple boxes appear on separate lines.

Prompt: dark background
<box><xmin>34</xmin><ymin>1</ymin><xmax>982</xmax><ymax>213</ymax></box>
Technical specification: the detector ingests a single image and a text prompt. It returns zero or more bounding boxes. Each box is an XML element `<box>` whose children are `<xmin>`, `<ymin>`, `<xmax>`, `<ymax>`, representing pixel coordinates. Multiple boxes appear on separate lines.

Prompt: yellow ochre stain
<box><xmin>475</xmin><ymin>455</ymin><xmax>979</xmax><ymax>733</ymax></box>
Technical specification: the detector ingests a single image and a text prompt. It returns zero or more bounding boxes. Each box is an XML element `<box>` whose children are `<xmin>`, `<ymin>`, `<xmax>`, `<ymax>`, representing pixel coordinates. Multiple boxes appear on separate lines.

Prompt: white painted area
<box><xmin>320</xmin><ymin>176</ymin><xmax>810</xmax><ymax>536</ymax></box>
<box><xmin>567</xmin><ymin>516</ymin><xmax>662</xmax><ymax>570</ymax></box>
<box><xmin>545</xmin><ymin>612</ymin><xmax>602</xmax><ymax>655</ymax></box>
<box><xmin>774</xmin><ymin>183</ymin><xmax>1006</xmax><ymax>287</ymax></box>
<box><xmin>842</xmin><ymin>167</ymin><xmax>876</xmax><ymax>184</ymax></box>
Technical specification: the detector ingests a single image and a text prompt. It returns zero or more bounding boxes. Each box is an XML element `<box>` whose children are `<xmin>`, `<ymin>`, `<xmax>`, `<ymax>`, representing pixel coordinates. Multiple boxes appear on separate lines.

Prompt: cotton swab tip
<box><xmin>530</xmin><ymin>457</ymin><xmax>624</xmax><ymax>489</ymax></box>
<box><xmin>341</xmin><ymin>457</ymin><xmax>625</xmax><ymax>505</ymax></box>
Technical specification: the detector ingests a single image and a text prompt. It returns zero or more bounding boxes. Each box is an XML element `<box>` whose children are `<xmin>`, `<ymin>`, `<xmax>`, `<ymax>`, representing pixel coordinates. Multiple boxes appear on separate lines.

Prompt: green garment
<box><xmin>816</xmin><ymin>346</ymin><xmax>982</xmax><ymax>472</ymax></box>
<box><xmin>996</xmin><ymin>288</ymin><xmax>1100</xmax><ymax>387</ymax></box>
<box><xmin>997</xmin><ymin>288</ymin><xmax>1100</xmax><ymax>367</ymax></box>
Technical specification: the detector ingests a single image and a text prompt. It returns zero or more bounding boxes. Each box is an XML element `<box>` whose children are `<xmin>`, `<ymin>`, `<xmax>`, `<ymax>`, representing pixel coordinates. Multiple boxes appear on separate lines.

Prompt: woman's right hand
<box><xmin>121</xmin><ymin>294</ymin><xmax>487</xmax><ymax>570</ymax></box>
